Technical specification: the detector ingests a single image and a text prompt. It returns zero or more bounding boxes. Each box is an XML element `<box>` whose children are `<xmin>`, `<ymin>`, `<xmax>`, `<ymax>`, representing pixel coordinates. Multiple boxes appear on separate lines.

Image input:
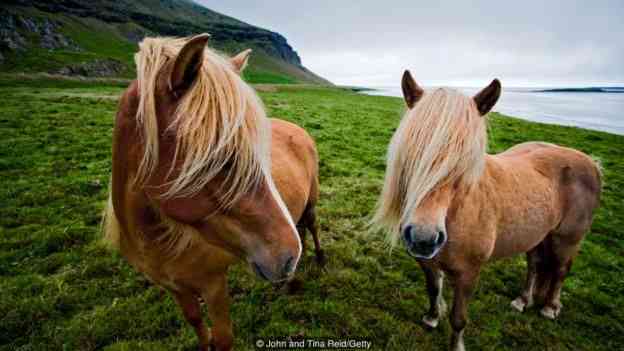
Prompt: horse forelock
<box><xmin>372</xmin><ymin>88</ymin><xmax>487</xmax><ymax>246</ymax></box>
<box><xmin>133</xmin><ymin>36</ymin><xmax>273</xmax><ymax>209</ymax></box>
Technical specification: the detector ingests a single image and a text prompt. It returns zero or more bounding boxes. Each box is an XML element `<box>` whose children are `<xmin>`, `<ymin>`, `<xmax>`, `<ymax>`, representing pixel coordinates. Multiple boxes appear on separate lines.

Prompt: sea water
<box><xmin>363</xmin><ymin>87</ymin><xmax>624</xmax><ymax>135</ymax></box>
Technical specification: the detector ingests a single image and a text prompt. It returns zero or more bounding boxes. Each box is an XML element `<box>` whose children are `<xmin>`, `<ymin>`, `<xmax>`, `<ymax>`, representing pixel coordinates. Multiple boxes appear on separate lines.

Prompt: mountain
<box><xmin>0</xmin><ymin>0</ymin><xmax>330</xmax><ymax>84</ymax></box>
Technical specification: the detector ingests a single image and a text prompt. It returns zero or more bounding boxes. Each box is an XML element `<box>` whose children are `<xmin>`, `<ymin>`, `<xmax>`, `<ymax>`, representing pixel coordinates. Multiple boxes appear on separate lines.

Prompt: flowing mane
<box><xmin>372</xmin><ymin>88</ymin><xmax>487</xmax><ymax>246</ymax></box>
<box><xmin>134</xmin><ymin>36</ymin><xmax>271</xmax><ymax>208</ymax></box>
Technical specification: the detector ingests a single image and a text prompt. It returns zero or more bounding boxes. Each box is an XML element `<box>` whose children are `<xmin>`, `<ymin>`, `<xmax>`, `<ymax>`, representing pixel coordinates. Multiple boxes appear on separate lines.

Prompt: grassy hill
<box><xmin>0</xmin><ymin>76</ymin><xmax>622</xmax><ymax>350</ymax></box>
<box><xmin>0</xmin><ymin>0</ymin><xmax>330</xmax><ymax>84</ymax></box>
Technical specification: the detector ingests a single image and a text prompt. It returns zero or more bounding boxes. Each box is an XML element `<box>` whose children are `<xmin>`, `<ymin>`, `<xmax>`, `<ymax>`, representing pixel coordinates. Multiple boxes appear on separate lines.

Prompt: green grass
<box><xmin>0</xmin><ymin>78</ymin><xmax>622</xmax><ymax>350</ymax></box>
<box><xmin>243</xmin><ymin>69</ymin><xmax>296</xmax><ymax>84</ymax></box>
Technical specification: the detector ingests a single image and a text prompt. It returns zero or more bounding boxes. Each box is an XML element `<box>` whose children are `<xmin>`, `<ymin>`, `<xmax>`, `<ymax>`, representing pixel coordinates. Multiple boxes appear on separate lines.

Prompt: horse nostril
<box><xmin>403</xmin><ymin>225</ymin><xmax>414</xmax><ymax>244</ymax></box>
<box><xmin>283</xmin><ymin>255</ymin><xmax>295</xmax><ymax>274</ymax></box>
<box><xmin>436</xmin><ymin>231</ymin><xmax>446</xmax><ymax>245</ymax></box>
<box><xmin>252</xmin><ymin>262</ymin><xmax>269</xmax><ymax>281</ymax></box>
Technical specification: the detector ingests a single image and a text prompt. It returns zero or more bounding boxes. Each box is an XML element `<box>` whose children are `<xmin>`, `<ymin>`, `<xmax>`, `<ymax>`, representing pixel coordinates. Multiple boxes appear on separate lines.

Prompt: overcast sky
<box><xmin>197</xmin><ymin>1</ymin><xmax>624</xmax><ymax>87</ymax></box>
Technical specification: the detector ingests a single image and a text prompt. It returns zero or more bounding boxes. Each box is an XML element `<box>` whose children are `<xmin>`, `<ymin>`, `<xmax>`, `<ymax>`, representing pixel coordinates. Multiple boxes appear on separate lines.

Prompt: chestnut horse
<box><xmin>103</xmin><ymin>34</ymin><xmax>323</xmax><ymax>351</ymax></box>
<box><xmin>373</xmin><ymin>71</ymin><xmax>601</xmax><ymax>350</ymax></box>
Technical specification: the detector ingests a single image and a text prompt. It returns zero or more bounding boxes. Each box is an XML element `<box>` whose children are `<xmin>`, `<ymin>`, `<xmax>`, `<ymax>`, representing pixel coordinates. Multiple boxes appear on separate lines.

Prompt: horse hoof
<box><xmin>315</xmin><ymin>250</ymin><xmax>327</xmax><ymax>267</ymax></box>
<box><xmin>540</xmin><ymin>305</ymin><xmax>560</xmax><ymax>320</ymax></box>
<box><xmin>510</xmin><ymin>297</ymin><xmax>527</xmax><ymax>312</ymax></box>
<box><xmin>285</xmin><ymin>277</ymin><xmax>304</xmax><ymax>294</ymax></box>
<box><xmin>205</xmin><ymin>338</ymin><xmax>232</xmax><ymax>351</ymax></box>
<box><xmin>422</xmin><ymin>315</ymin><xmax>440</xmax><ymax>329</ymax></box>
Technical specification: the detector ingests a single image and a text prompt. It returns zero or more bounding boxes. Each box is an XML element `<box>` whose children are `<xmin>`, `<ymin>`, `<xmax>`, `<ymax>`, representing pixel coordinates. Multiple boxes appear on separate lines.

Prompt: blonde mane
<box><xmin>134</xmin><ymin>36</ymin><xmax>271</xmax><ymax>208</ymax></box>
<box><xmin>372</xmin><ymin>88</ymin><xmax>487</xmax><ymax>246</ymax></box>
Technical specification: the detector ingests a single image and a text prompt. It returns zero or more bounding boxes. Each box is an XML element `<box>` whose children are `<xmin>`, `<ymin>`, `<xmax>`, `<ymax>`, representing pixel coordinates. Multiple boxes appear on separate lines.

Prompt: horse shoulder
<box><xmin>445</xmin><ymin>182</ymin><xmax>499</xmax><ymax>264</ymax></box>
<box><xmin>472</xmin><ymin>156</ymin><xmax>559</xmax><ymax>258</ymax></box>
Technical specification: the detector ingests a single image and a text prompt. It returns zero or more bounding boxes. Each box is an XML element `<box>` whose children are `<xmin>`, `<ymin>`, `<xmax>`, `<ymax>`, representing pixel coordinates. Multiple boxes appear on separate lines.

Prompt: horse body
<box><xmin>435</xmin><ymin>142</ymin><xmax>600</xmax><ymax>270</ymax></box>
<box><xmin>271</xmin><ymin>119</ymin><xmax>324</xmax><ymax>260</ymax></box>
<box><xmin>104</xmin><ymin>35</ymin><xmax>322</xmax><ymax>351</ymax></box>
<box><xmin>270</xmin><ymin>119</ymin><xmax>319</xmax><ymax>221</ymax></box>
<box><xmin>488</xmin><ymin>143</ymin><xmax>599</xmax><ymax>259</ymax></box>
<box><xmin>375</xmin><ymin>71</ymin><xmax>601</xmax><ymax>351</ymax></box>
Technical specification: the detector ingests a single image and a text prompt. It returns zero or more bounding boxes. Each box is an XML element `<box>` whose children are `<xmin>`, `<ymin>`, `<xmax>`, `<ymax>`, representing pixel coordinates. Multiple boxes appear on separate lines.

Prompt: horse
<box><xmin>103</xmin><ymin>34</ymin><xmax>324</xmax><ymax>351</ymax></box>
<box><xmin>373</xmin><ymin>70</ymin><xmax>601</xmax><ymax>351</ymax></box>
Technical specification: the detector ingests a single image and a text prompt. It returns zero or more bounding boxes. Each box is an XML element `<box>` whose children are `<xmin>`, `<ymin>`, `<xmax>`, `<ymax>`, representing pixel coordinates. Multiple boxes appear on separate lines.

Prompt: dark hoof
<box><xmin>205</xmin><ymin>340</ymin><xmax>231</xmax><ymax>351</ymax></box>
<box><xmin>315</xmin><ymin>250</ymin><xmax>327</xmax><ymax>267</ymax></box>
<box><xmin>272</xmin><ymin>280</ymin><xmax>287</xmax><ymax>290</ymax></box>
<box><xmin>285</xmin><ymin>277</ymin><xmax>304</xmax><ymax>294</ymax></box>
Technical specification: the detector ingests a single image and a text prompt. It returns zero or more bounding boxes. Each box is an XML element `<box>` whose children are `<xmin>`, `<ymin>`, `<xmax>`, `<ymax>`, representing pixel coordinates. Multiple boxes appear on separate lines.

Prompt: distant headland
<box><xmin>533</xmin><ymin>87</ymin><xmax>624</xmax><ymax>93</ymax></box>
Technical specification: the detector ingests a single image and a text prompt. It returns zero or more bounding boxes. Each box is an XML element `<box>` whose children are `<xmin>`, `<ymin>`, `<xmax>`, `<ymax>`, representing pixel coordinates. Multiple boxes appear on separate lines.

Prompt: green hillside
<box><xmin>0</xmin><ymin>0</ymin><xmax>330</xmax><ymax>84</ymax></box>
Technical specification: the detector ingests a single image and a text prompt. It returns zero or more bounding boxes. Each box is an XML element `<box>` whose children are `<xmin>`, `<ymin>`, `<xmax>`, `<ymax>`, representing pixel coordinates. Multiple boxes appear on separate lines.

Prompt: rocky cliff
<box><xmin>0</xmin><ymin>0</ymin><xmax>329</xmax><ymax>84</ymax></box>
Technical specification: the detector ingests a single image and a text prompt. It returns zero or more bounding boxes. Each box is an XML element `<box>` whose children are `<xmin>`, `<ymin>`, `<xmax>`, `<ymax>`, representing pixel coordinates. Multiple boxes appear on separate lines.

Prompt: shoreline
<box><xmin>358</xmin><ymin>86</ymin><xmax>624</xmax><ymax>136</ymax></box>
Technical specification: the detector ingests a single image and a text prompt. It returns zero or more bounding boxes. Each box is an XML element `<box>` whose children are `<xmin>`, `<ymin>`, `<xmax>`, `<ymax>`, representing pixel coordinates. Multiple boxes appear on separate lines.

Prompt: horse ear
<box><xmin>231</xmin><ymin>48</ymin><xmax>252</xmax><ymax>73</ymax></box>
<box><xmin>473</xmin><ymin>79</ymin><xmax>502</xmax><ymax>116</ymax></box>
<box><xmin>169</xmin><ymin>33</ymin><xmax>210</xmax><ymax>93</ymax></box>
<box><xmin>401</xmin><ymin>70</ymin><xmax>424</xmax><ymax>108</ymax></box>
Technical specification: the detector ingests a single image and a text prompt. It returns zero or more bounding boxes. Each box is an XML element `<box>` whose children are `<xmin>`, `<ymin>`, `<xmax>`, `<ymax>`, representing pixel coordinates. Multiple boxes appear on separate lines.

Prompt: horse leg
<box><xmin>449</xmin><ymin>269</ymin><xmax>480</xmax><ymax>351</ymax></box>
<box><xmin>533</xmin><ymin>237</ymin><xmax>553</xmax><ymax>305</ymax></box>
<box><xmin>540</xmin><ymin>183</ymin><xmax>594</xmax><ymax>319</ymax></box>
<box><xmin>303</xmin><ymin>204</ymin><xmax>325</xmax><ymax>266</ymax></box>
<box><xmin>540</xmin><ymin>238</ymin><xmax>581</xmax><ymax>320</ymax></box>
<box><xmin>201</xmin><ymin>274</ymin><xmax>233</xmax><ymax>351</ymax></box>
<box><xmin>172</xmin><ymin>290</ymin><xmax>212</xmax><ymax>351</ymax></box>
<box><xmin>418</xmin><ymin>261</ymin><xmax>447</xmax><ymax>328</ymax></box>
<box><xmin>510</xmin><ymin>246</ymin><xmax>540</xmax><ymax>312</ymax></box>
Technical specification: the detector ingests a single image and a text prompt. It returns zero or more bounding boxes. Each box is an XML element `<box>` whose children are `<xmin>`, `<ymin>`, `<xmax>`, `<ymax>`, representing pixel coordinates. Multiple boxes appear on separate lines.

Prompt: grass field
<box><xmin>0</xmin><ymin>77</ymin><xmax>623</xmax><ymax>351</ymax></box>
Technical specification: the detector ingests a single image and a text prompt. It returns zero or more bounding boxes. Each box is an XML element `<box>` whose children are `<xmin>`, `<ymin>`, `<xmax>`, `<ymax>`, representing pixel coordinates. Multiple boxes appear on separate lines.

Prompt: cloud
<box><xmin>198</xmin><ymin>0</ymin><xmax>624</xmax><ymax>86</ymax></box>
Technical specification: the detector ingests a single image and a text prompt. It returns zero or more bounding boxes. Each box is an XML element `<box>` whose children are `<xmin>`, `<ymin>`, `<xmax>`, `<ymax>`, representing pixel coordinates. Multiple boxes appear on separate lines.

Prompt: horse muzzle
<box><xmin>250</xmin><ymin>253</ymin><xmax>297</xmax><ymax>283</ymax></box>
<box><xmin>402</xmin><ymin>224</ymin><xmax>447</xmax><ymax>259</ymax></box>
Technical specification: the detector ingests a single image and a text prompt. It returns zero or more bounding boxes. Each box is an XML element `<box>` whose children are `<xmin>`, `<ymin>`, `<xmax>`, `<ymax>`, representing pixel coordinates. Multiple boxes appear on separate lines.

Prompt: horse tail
<box><xmin>589</xmin><ymin>154</ymin><xmax>604</xmax><ymax>189</ymax></box>
<box><xmin>102</xmin><ymin>188</ymin><xmax>121</xmax><ymax>250</ymax></box>
<box><xmin>580</xmin><ymin>154</ymin><xmax>603</xmax><ymax>212</ymax></box>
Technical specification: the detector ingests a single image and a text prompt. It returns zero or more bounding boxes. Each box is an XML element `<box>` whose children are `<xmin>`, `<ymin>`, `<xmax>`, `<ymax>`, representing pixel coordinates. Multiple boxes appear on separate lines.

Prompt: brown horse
<box><xmin>373</xmin><ymin>71</ymin><xmax>601</xmax><ymax>351</ymax></box>
<box><xmin>103</xmin><ymin>34</ymin><xmax>323</xmax><ymax>351</ymax></box>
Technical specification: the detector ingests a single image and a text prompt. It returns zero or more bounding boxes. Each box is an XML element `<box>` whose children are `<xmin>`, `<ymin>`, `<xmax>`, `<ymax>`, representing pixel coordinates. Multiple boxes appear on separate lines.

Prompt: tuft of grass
<box><xmin>0</xmin><ymin>80</ymin><xmax>622</xmax><ymax>350</ymax></box>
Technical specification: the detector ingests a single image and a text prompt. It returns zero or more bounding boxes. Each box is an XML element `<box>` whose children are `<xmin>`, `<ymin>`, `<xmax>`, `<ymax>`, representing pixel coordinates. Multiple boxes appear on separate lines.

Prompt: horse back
<box><xmin>499</xmin><ymin>141</ymin><xmax>601</xmax><ymax>200</ymax></box>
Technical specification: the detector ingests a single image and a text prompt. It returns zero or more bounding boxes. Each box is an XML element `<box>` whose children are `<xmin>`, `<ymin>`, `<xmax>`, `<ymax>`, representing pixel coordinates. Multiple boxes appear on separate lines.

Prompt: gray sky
<box><xmin>197</xmin><ymin>1</ymin><xmax>624</xmax><ymax>87</ymax></box>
